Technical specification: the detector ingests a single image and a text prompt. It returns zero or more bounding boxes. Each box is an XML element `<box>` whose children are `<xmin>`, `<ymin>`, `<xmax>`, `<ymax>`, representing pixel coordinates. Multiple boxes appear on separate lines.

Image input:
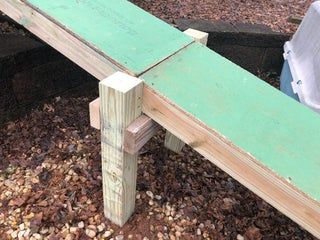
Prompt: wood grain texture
<box><xmin>124</xmin><ymin>115</ymin><xmax>160</xmax><ymax>155</ymax></box>
<box><xmin>141</xmin><ymin>43</ymin><xmax>320</xmax><ymax>237</ymax></box>
<box><xmin>164</xmin><ymin>131</ymin><xmax>185</xmax><ymax>153</ymax></box>
<box><xmin>99</xmin><ymin>72</ymin><xmax>143</xmax><ymax>226</ymax></box>
<box><xmin>142</xmin><ymin>43</ymin><xmax>320</xmax><ymax>202</ymax></box>
<box><xmin>89</xmin><ymin>99</ymin><xmax>159</xmax><ymax>154</ymax></box>
<box><xmin>89</xmin><ymin>98</ymin><xmax>100</xmax><ymax>130</ymax></box>
<box><xmin>142</xmin><ymin>85</ymin><xmax>320</xmax><ymax>238</ymax></box>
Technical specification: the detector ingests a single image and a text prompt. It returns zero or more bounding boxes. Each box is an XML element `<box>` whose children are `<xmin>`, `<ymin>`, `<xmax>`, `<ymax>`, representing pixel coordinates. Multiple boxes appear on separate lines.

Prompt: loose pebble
<box><xmin>11</xmin><ymin>230</ymin><xmax>18</xmax><ymax>238</ymax></box>
<box><xmin>85</xmin><ymin>228</ymin><xmax>96</xmax><ymax>238</ymax></box>
<box><xmin>115</xmin><ymin>235</ymin><xmax>124</xmax><ymax>240</ymax></box>
<box><xmin>33</xmin><ymin>233</ymin><xmax>42</xmax><ymax>240</ymax></box>
<box><xmin>146</xmin><ymin>191</ymin><xmax>154</xmax><ymax>199</ymax></box>
<box><xmin>78</xmin><ymin>221</ymin><xmax>85</xmax><ymax>229</ymax></box>
<box><xmin>97</xmin><ymin>223</ymin><xmax>105</xmax><ymax>232</ymax></box>
<box><xmin>65</xmin><ymin>233</ymin><xmax>75</xmax><ymax>240</ymax></box>
<box><xmin>70</xmin><ymin>227</ymin><xmax>78</xmax><ymax>233</ymax></box>
<box><xmin>103</xmin><ymin>230</ymin><xmax>113</xmax><ymax>238</ymax></box>
<box><xmin>18</xmin><ymin>230</ymin><xmax>25</xmax><ymax>238</ymax></box>
<box><xmin>237</xmin><ymin>234</ymin><xmax>245</xmax><ymax>240</ymax></box>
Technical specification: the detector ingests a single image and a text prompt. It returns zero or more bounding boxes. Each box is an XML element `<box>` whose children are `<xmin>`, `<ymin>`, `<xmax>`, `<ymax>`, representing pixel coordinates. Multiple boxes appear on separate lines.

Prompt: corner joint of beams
<box><xmin>89</xmin><ymin>102</ymin><xmax>160</xmax><ymax>155</ymax></box>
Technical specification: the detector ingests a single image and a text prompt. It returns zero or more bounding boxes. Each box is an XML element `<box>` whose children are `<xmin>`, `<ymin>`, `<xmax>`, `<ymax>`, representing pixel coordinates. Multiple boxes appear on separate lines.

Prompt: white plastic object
<box><xmin>284</xmin><ymin>1</ymin><xmax>320</xmax><ymax>113</ymax></box>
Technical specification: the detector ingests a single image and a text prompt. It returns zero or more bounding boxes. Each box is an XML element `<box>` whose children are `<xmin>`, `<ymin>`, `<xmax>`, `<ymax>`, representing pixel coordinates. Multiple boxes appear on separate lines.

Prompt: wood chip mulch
<box><xmin>0</xmin><ymin>87</ymin><xmax>316</xmax><ymax>240</ymax></box>
<box><xmin>130</xmin><ymin>0</ymin><xmax>313</xmax><ymax>33</ymax></box>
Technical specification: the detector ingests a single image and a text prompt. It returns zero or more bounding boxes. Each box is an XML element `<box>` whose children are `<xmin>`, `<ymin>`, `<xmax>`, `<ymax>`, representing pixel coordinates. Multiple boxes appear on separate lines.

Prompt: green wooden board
<box><xmin>142</xmin><ymin>43</ymin><xmax>320</xmax><ymax>201</ymax></box>
<box><xmin>25</xmin><ymin>0</ymin><xmax>192</xmax><ymax>75</ymax></box>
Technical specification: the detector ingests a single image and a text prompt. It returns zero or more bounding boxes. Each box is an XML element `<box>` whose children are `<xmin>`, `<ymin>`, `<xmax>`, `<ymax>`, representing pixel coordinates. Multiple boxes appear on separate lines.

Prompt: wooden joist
<box><xmin>89</xmin><ymin>98</ymin><xmax>100</xmax><ymax>130</ymax></box>
<box><xmin>89</xmin><ymin>98</ymin><xmax>160</xmax><ymax>154</ymax></box>
<box><xmin>164</xmin><ymin>131</ymin><xmax>185</xmax><ymax>153</ymax></box>
<box><xmin>2</xmin><ymin>0</ymin><xmax>320</xmax><ymax>237</ymax></box>
<box><xmin>124</xmin><ymin>115</ymin><xmax>160</xmax><ymax>155</ymax></box>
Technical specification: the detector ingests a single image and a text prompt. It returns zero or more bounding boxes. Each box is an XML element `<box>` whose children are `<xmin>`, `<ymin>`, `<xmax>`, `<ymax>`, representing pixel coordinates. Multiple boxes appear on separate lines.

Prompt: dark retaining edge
<box><xmin>175</xmin><ymin>19</ymin><xmax>291</xmax><ymax>75</ymax></box>
<box><xmin>0</xmin><ymin>33</ymin><xmax>96</xmax><ymax>125</ymax></box>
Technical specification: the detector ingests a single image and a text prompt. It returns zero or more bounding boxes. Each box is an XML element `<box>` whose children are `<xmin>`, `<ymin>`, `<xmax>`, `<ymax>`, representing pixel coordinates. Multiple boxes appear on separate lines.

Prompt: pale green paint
<box><xmin>26</xmin><ymin>0</ymin><xmax>192</xmax><ymax>75</ymax></box>
<box><xmin>142</xmin><ymin>43</ymin><xmax>320</xmax><ymax>201</ymax></box>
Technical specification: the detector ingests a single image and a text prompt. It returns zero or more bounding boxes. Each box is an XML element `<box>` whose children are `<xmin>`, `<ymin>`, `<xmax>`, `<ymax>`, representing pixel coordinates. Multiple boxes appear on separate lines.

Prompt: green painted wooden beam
<box><xmin>25</xmin><ymin>0</ymin><xmax>192</xmax><ymax>75</ymax></box>
<box><xmin>142</xmin><ymin>42</ymin><xmax>320</xmax><ymax>201</ymax></box>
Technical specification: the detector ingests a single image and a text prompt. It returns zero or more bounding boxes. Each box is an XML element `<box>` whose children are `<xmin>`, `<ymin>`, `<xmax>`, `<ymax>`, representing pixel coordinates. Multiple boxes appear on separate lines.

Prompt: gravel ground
<box><xmin>0</xmin><ymin>86</ymin><xmax>316</xmax><ymax>240</ymax></box>
<box><xmin>131</xmin><ymin>0</ymin><xmax>312</xmax><ymax>33</ymax></box>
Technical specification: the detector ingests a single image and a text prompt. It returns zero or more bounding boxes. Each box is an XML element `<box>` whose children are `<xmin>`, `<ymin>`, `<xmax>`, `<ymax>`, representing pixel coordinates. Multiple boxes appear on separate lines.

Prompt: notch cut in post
<box><xmin>164</xmin><ymin>28</ymin><xmax>209</xmax><ymax>153</ymax></box>
<box><xmin>99</xmin><ymin>72</ymin><xmax>143</xmax><ymax>226</ymax></box>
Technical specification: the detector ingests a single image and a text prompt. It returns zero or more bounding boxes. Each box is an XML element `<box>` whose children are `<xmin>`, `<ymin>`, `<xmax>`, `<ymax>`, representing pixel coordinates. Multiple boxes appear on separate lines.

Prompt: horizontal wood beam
<box><xmin>164</xmin><ymin>131</ymin><xmax>185</xmax><ymax>153</ymax></box>
<box><xmin>142</xmin><ymin>85</ymin><xmax>320</xmax><ymax>238</ymax></box>
<box><xmin>124</xmin><ymin>115</ymin><xmax>161</xmax><ymax>155</ymax></box>
<box><xmin>89</xmin><ymin>98</ymin><xmax>100</xmax><ymax>130</ymax></box>
<box><xmin>0</xmin><ymin>0</ymin><xmax>124</xmax><ymax>80</ymax></box>
<box><xmin>89</xmin><ymin>98</ymin><xmax>160</xmax><ymax>154</ymax></box>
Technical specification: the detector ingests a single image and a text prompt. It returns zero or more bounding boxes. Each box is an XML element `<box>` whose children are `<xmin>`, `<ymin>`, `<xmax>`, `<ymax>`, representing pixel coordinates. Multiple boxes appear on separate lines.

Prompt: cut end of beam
<box><xmin>124</xmin><ymin>115</ymin><xmax>161</xmax><ymax>155</ymax></box>
<box><xmin>89</xmin><ymin>98</ymin><xmax>160</xmax><ymax>154</ymax></box>
<box><xmin>89</xmin><ymin>98</ymin><xmax>100</xmax><ymax>130</ymax></box>
<box><xmin>184</xmin><ymin>28</ymin><xmax>209</xmax><ymax>45</ymax></box>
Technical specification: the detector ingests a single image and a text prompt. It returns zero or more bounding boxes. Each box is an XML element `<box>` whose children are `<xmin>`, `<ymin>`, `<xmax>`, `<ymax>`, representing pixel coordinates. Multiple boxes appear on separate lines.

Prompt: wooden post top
<box><xmin>100</xmin><ymin>72</ymin><xmax>143</xmax><ymax>93</ymax></box>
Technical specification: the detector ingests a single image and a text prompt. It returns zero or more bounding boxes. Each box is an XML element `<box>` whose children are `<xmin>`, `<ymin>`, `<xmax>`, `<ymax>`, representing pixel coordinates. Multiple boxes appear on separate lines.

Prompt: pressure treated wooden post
<box><xmin>164</xmin><ymin>28</ymin><xmax>209</xmax><ymax>153</ymax></box>
<box><xmin>99</xmin><ymin>72</ymin><xmax>143</xmax><ymax>226</ymax></box>
<box><xmin>164</xmin><ymin>131</ymin><xmax>186</xmax><ymax>153</ymax></box>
